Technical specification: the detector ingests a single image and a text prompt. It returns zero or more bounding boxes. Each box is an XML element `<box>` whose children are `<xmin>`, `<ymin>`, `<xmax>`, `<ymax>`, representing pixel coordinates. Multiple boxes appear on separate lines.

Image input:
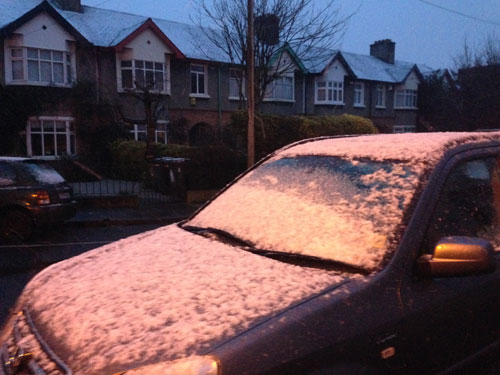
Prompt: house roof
<box><xmin>0</xmin><ymin>0</ymin><xmax>429</xmax><ymax>81</ymax></box>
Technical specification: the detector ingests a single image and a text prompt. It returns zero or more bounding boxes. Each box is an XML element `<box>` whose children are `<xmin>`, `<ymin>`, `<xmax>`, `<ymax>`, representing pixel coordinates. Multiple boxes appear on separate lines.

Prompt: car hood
<box><xmin>20</xmin><ymin>224</ymin><xmax>354</xmax><ymax>374</ymax></box>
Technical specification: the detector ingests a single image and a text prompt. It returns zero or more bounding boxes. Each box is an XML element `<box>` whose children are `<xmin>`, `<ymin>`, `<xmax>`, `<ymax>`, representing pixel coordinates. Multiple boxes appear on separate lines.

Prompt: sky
<box><xmin>81</xmin><ymin>0</ymin><xmax>500</xmax><ymax>70</ymax></box>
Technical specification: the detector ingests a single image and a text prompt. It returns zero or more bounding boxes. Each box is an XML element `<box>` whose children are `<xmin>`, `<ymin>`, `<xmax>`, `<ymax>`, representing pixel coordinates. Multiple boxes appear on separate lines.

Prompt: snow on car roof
<box><xmin>22</xmin><ymin>225</ymin><xmax>352</xmax><ymax>375</ymax></box>
<box><xmin>281</xmin><ymin>132</ymin><xmax>500</xmax><ymax>164</ymax></box>
<box><xmin>0</xmin><ymin>156</ymin><xmax>31</xmax><ymax>161</ymax></box>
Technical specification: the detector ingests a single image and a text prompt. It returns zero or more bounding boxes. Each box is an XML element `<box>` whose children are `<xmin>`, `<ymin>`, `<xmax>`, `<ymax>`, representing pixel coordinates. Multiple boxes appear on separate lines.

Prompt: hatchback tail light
<box><xmin>31</xmin><ymin>190</ymin><xmax>51</xmax><ymax>205</ymax></box>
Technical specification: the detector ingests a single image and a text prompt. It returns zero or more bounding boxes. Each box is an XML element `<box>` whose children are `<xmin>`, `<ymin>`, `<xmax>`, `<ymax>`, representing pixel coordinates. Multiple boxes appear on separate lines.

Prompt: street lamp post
<box><xmin>247</xmin><ymin>0</ymin><xmax>255</xmax><ymax>168</ymax></box>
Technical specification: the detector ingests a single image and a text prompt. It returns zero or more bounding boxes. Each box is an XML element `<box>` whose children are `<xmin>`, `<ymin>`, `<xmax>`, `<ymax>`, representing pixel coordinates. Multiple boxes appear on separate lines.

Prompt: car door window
<box><xmin>422</xmin><ymin>156</ymin><xmax>500</xmax><ymax>252</ymax></box>
<box><xmin>0</xmin><ymin>162</ymin><xmax>18</xmax><ymax>186</ymax></box>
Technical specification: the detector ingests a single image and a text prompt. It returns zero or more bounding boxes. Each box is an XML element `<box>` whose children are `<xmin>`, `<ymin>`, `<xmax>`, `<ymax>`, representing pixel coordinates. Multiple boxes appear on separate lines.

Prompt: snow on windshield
<box><xmin>189</xmin><ymin>156</ymin><xmax>420</xmax><ymax>270</ymax></box>
<box><xmin>24</xmin><ymin>163</ymin><xmax>65</xmax><ymax>184</ymax></box>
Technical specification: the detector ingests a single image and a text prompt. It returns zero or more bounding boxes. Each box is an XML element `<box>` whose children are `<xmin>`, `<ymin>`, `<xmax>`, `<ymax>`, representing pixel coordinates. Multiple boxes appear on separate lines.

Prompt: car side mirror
<box><xmin>417</xmin><ymin>236</ymin><xmax>496</xmax><ymax>278</ymax></box>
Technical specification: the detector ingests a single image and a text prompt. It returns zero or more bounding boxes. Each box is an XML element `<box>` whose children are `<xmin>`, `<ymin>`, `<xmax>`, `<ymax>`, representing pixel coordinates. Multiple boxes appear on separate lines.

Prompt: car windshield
<box><xmin>187</xmin><ymin>155</ymin><xmax>420</xmax><ymax>271</ymax></box>
<box><xmin>23</xmin><ymin>162</ymin><xmax>65</xmax><ymax>185</ymax></box>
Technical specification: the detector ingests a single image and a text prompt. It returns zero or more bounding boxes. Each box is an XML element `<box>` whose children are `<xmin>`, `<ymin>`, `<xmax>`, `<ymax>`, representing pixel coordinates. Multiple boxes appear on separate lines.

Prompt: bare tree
<box><xmin>453</xmin><ymin>34</ymin><xmax>500</xmax><ymax>69</ymax></box>
<box><xmin>191</xmin><ymin>0</ymin><xmax>349</xmax><ymax>105</ymax></box>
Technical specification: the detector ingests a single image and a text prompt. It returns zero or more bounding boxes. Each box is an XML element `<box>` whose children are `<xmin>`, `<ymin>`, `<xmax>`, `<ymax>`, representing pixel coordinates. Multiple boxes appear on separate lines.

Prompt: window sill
<box><xmin>262</xmin><ymin>98</ymin><xmax>295</xmax><ymax>103</ymax></box>
<box><xmin>394</xmin><ymin>107</ymin><xmax>418</xmax><ymax>110</ymax></box>
<box><xmin>375</xmin><ymin>106</ymin><xmax>387</xmax><ymax>109</ymax></box>
<box><xmin>314</xmin><ymin>102</ymin><xmax>345</xmax><ymax>106</ymax></box>
<box><xmin>353</xmin><ymin>104</ymin><xmax>365</xmax><ymax>108</ymax></box>
<box><xmin>6</xmin><ymin>81</ymin><xmax>73</xmax><ymax>88</ymax></box>
<box><xmin>228</xmin><ymin>96</ymin><xmax>246</xmax><ymax>101</ymax></box>
<box><xmin>189</xmin><ymin>93</ymin><xmax>210</xmax><ymax>99</ymax></box>
<box><xmin>118</xmin><ymin>88</ymin><xmax>171</xmax><ymax>95</ymax></box>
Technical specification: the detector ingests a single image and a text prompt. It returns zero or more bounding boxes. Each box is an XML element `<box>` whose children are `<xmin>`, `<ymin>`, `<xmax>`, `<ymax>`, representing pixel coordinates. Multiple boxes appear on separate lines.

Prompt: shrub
<box><xmin>109</xmin><ymin>140</ymin><xmax>246</xmax><ymax>189</ymax></box>
<box><xmin>228</xmin><ymin>111</ymin><xmax>378</xmax><ymax>160</ymax></box>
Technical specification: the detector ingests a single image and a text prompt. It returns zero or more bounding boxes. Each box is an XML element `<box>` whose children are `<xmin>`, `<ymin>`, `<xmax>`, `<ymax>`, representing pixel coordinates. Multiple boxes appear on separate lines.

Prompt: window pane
<box><xmin>53</xmin><ymin>51</ymin><xmax>63</xmax><ymax>62</ymax></box>
<box><xmin>32</xmin><ymin>134</ymin><xmax>42</xmax><ymax>156</ymax></box>
<box><xmin>135</xmin><ymin>60</ymin><xmax>144</xmax><ymax>68</ymax></box>
<box><xmin>317</xmin><ymin>89</ymin><xmax>326</xmax><ymax>101</ymax></box>
<box><xmin>191</xmin><ymin>73</ymin><xmax>198</xmax><ymax>93</ymax></box>
<box><xmin>146</xmin><ymin>70</ymin><xmax>154</xmax><ymax>87</ymax></box>
<box><xmin>44</xmin><ymin>134</ymin><xmax>55</xmax><ymax>155</ymax></box>
<box><xmin>121</xmin><ymin>60</ymin><xmax>132</xmax><ymax>67</ymax></box>
<box><xmin>40</xmin><ymin>50</ymin><xmax>51</xmax><ymax>60</ymax></box>
<box><xmin>53</xmin><ymin>62</ymin><xmax>64</xmax><ymax>83</ymax></box>
<box><xmin>122</xmin><ymin>69</ymin><xmax>133</xmax><ymax>88</ymax></box>
<box><xmin>229</xmin><ymin>78</ymin><xmax>239</xmax><ymax>97</ymax></box>
<box><xmin>145</xmin><ymin>61</ymin><xmax>153</xmax><ymax>69</ymax></box>
<box><xmin>30</xmin><ymin>120</ymin><xmax>42</xmax><ymax>133</ymax></box>
<box><xmin>27</xmin><ymin>48</ymin><xmax>38</xmax><ymax>59</ymax></box>
<box><xmin>198</xmin><ymin>74</ymin><xmax>205</xmax><ymax>93</ymax></box>
<box><xmin>67</xmin><ymin>63</ymin><xmax>72</xmax><ymax>84</ymax></box>
<box><xmin>155</xmin><ymin>63</ymin><xmax>163</xmax><ymax>71</ymax></box>
<box><xmin>40</xmin><ymin>61</ymin><xmax>51</xmax><ymax>82</ymax></box>
<box><xmin>57</xmin><ymin>134</ymin><xmax>67</xmax><ymax>154</ymax></box>
<box><xmin>135</xmin><ymin>69</ymin><xmax>145</xmax><ymax>88</ymax></box>
<box><xmin>43</xmin><ymin>121</ymin><xmax>55</xmax><ymax>132</ymax></box>
<box><xmin>191</xmin><ymin>64</ymin><xmax>204</xmax><ymax>72</ymax></box>
<box><xmin>154</xmin><ymin>71</ymin><xmax>164</xmax><ymax>91</ymax></box>
<box><xmin>156</xmin><ymin>131</ymin><xmax>166</xmax><ymax>144</ymax></box>
<box><xmin>12</xmin><ymin>60</ymin><xmax>24</xmax><ymax>80</ymax></box>
<box><xmin>11</xmin><ymin>48</ymin><xmax>23</xmax><ymax>58</ymax></box>
<box><xmin>27</xmin><ymin>60</ymin><xmax>39</xmax><ymax>81</ymax></box>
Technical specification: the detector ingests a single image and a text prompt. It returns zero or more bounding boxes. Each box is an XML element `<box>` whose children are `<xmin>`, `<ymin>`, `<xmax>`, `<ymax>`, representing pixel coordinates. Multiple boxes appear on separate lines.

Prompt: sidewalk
<box><xmin>67</xmin><ymin>202</ymin><xmax>202</xmax><ymax>226</ymax></box>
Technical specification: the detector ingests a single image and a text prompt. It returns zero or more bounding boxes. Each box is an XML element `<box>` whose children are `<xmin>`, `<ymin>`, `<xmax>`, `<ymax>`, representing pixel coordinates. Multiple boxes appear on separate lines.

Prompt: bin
<box><xmin>151</xmin><ymin>157</ymin><xmax>189</xmax><ymax>201</ymax></box>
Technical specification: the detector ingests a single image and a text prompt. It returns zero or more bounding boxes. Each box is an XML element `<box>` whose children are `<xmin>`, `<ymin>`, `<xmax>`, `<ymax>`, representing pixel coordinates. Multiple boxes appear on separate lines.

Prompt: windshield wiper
<box><xmin>247</xmin><ymin>248</ymin><xmax>371</xmax><ymax>275</ymax></box>
<box><xmin>182</xmin><ymin>224</ymin><xmax>370</xmax><ymax>275</ymax></box>
<box><xmin>182</xmin><ymin>225</ymin><xmax>254</xmax><ymax>248</ymax></box>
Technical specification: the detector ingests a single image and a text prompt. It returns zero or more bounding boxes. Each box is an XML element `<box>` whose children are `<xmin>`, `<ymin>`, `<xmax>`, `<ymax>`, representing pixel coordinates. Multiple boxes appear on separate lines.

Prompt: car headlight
<box><xmin>119</xmin><ymin>355</ymin><xmax>220</xmax><ymax>375</ymax></box>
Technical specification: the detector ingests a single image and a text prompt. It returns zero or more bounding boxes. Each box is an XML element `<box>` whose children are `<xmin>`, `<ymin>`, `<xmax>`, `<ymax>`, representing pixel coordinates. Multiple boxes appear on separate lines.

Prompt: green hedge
<box><xmin>226</xmin><ymin>112</ymin><xmax>378</xmax><ymax>160</ymax></box>
<box><xmin>109</xmin><ymin>140</ymin><xmax>245</xmax><ymax>190</ymax></box>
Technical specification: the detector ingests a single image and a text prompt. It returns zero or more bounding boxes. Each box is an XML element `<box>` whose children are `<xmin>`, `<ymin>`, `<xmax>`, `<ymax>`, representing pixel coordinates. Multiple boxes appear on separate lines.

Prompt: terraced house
<box><xmin>0</xmin><ymin>0</ymin><xmax>428</xmax><ymax>158</ymax></box>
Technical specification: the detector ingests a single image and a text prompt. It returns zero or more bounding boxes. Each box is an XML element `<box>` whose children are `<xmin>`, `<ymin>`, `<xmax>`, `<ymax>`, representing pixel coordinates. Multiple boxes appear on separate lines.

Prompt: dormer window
<box><xmin>8</xmin><ymin>47</ymin><xmax>73</xmax><ymax>86</ymax></box>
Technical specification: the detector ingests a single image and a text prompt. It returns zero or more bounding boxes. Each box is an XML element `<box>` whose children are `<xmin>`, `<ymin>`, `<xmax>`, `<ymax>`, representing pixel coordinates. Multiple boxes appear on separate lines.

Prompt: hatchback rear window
<box><xmin>23</xmin><ymin>162</ymin><xmax>65</xmax><ymax>185</ymax></box>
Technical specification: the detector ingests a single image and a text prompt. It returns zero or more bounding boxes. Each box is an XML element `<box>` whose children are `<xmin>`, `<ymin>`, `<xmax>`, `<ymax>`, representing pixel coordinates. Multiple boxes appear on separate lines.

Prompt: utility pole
<box><xmin>247</xmin><ymin>0</ymin><xmax>255</xmax><ymax>168</ymax></box>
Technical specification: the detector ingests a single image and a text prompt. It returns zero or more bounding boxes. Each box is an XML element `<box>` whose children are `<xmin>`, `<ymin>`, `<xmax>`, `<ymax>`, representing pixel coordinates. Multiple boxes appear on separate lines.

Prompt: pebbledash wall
<box><xmin>0</xmin><ymin>0</ymin><xmax>428</xmax><ymax>158</ymax></box>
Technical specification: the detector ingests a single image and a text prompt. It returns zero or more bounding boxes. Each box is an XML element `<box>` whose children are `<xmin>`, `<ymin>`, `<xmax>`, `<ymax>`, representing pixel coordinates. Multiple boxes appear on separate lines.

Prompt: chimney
<box><xmin>370</xmin><ymin>39</ymin><xmax>395</xmax><ymax>64</ymax></box>
<box><xmin>52</xmin><ymin>0</ymin><xmax>82</xmax><ymax>12</ymax></box>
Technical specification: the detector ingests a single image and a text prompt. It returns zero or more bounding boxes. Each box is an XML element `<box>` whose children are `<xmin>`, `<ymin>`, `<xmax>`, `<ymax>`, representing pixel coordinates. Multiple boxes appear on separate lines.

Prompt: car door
<box><xmin>399</xmin><ymin>152</ymin><xmax>500</xmax><ymax>374</ymax></box>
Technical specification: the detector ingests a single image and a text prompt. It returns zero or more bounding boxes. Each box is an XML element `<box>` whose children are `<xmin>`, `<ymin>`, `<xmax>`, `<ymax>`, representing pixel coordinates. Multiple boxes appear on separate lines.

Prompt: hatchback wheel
<box><xmin>0</xmin><ymin>209</ymin><xmax>33</xmax><ymax>243</ymax></box>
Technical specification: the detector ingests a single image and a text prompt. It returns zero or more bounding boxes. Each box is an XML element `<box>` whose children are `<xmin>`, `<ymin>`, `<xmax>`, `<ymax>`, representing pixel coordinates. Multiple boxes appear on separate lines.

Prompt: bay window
<box><xmin>9</xmin><ymin>47</ymin><xmax>73</xmax><ymax>86</ymax></box>
<box><xmin>315</xmin><ymin>80</ymin><xmax>343</xmax><ymax>104</ymax></box>
<box><xmin>26</xmin><ymin>117</ymin><xmax>76</xmax><ymax>157</ymax></box>
<box><xmin>129</xmin><ymin>122</ymin><xmax>168</xmax><ymax>144</ymax></box>
<box><xmin>264</xmin><ymin>74</ymin><xmax>294</xmax><ymax>101</ymax></box>
<box><xmin>121</xmin><ymin>60</ymin><xmax>166</xmax><ymax>92</ymax></box>
<box><xmin>395</xmin><ymin>89</ymin><xmax>417</xmax><ymax>108</ymax></box>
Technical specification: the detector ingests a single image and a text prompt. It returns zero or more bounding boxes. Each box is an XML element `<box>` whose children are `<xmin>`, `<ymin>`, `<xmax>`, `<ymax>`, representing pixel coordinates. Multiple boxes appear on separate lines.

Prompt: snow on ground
<box><xmin>22</xmin><ymin>225</ymin><xmax>351</xmax><ymax>375</ymax></box>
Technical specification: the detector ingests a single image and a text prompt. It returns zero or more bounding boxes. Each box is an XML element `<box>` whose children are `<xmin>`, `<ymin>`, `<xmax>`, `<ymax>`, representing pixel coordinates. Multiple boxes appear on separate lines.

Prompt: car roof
<box><xmin>279</xmin><ymin>132</ymin><xmax>500</xmax><ymax>164</ymax></box>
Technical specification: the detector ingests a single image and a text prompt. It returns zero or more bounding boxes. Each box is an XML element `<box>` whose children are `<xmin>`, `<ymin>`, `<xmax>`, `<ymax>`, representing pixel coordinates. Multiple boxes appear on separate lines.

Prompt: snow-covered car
<box><xmin>3</xmin><ymin>132</ymin><xmax>500</xmax><ymax>375</ymax></box>
<box><xmin>0</xmin><ymin>157</ymin><xmax>76</xmax><ymax>242</ymax></box>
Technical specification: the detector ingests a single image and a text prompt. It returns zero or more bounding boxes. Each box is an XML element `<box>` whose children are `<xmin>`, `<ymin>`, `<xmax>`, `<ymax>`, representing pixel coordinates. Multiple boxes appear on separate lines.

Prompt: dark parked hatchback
<box><xmin>0</xmin><ymin>157</ymin><xmax>76</xmax><ymax>242</ymax></box>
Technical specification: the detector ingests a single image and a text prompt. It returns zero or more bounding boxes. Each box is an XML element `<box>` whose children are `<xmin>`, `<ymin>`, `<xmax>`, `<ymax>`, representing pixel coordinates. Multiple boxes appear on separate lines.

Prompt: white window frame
<box><xmin>376</xmin><ymin>84</ymin><xmax>386</xmax><ymax>108</ymax></box>
<box><xmin>395</xmin><ymin>89</ymin><xmax>418</xmax><ymax>109</ymax></box>
<box><xmin>229</xmin><ymin>68</ymin><xmax>246</xmax><ymax>100</ymax></box>
<box><xmin>119</xmin><ymin>59</ymin><xmax>169</xmax><ymax>94</ymax></box>
<box><xmin>393</xmin><ymin>125</ymin><xmax>416</xmax><ymax>133</ymax></box>
<box><xmin>7</xmin><ymin>47</ymin><xmax>74</xmax><ymax>87</ymax></box>
<box><xmin>353</xmin><ymin>82</ymin><xmax>365</xmax><ymax>107</ymax></box>
<box><xmin>129</xmin><ymin>121</ymin><xmax>169</xmax><ymax>144</ymax></box>
<box><xmin>263</xmin><ymin>73</ymin><xmax>295</xmax><ymax>102</ymax></box>
<box><xmin>314</xmin><ymin>79</ymin><xmax>344</xmax><ymax>105</ymax></box>
<box><xmin>25</xmin><ymin>116</ymin><xmax>76</xmax><ymax>158</ymax></box>
<box><xmin>190</xmin><ymin>63</ymin><xmax>209</xmax><ymax>98</ymax></box>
